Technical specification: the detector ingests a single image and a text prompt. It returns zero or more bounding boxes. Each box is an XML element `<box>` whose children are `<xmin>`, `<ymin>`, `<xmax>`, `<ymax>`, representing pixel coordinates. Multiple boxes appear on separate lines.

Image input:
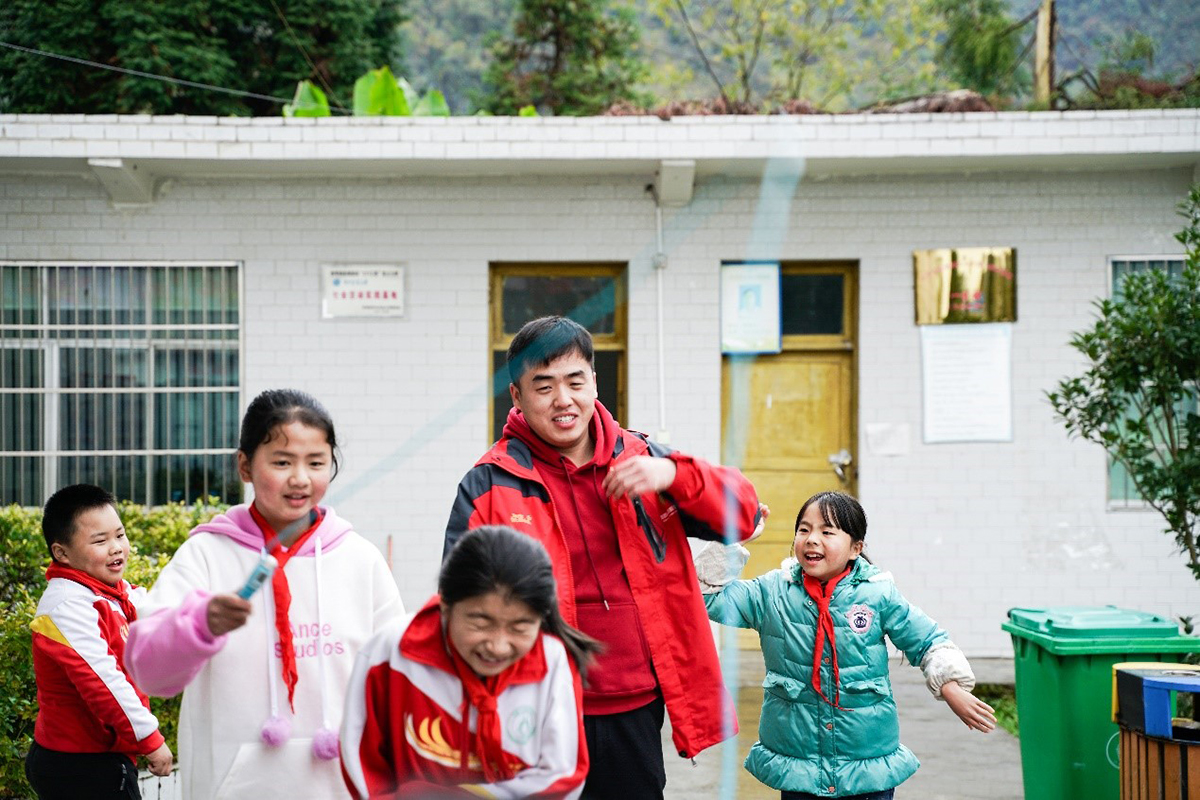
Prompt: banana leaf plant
<box><xmin>283</xmin><ymin>67</ymin><xmax>450</xmax><ymax>117</ymax></box>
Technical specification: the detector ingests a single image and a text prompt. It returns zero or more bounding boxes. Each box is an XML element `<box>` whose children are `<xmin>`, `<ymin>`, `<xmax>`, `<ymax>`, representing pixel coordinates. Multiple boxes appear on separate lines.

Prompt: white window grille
<box><xmin>1106</xmin><ymin>255</ymin><xmax>1194</xmax><ymax>507</ymax></box>
<box><xmin>1</xmin><ymin>262</ymin><xmax>243</xmax><ymax>506</ymax></box>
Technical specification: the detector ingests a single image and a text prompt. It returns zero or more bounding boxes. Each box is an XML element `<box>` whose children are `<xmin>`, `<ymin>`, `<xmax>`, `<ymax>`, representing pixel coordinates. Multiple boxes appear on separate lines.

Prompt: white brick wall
<box><xmin>2</xmin><ymin>156</ymin><xmax>1198</xmax><ymax>656</ymax></box>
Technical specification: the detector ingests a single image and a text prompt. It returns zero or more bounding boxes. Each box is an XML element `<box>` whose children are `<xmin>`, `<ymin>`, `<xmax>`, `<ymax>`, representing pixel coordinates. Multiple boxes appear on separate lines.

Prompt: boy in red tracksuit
<box><xmin>444</xmin><ymin>316</ymin><xmax>762</xmax><ymax>799</ymax></box>
<box><xmin>26</xmin><ymin>484</ymin><xmax>172</xmax><ymax>800</ymax></box>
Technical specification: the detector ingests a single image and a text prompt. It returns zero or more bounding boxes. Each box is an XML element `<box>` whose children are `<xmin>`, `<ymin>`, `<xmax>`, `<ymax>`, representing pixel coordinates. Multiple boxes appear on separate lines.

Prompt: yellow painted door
<box><xmin>723</xmin><ymin>351</ymin><xmax>856</xmax><ymax>584</ymax></box>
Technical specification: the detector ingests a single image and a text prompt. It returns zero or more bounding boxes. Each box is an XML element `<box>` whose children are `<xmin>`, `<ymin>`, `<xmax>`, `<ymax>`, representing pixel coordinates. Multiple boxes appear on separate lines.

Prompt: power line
<box><xmin>0</xmin><ymin>39</ymin><xmax>345</xmax><ymax>112</ymax></box>
<box><xmin>267</xmin><ymin>0</ymin><xmax>343</xmax><ymax>109</ymax></box>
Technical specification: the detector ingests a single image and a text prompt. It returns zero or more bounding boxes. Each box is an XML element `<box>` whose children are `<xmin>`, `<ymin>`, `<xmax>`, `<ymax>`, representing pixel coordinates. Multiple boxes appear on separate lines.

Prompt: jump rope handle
<box><xmin>236</xmin><ymin>552</ymin><xmax>279</xmax><ymax>599</ymax></box>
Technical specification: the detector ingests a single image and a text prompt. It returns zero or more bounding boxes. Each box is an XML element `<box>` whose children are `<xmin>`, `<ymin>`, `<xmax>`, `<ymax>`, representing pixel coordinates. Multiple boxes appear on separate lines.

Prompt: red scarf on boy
<box><xmin>248</xmin><ymin>503</ymin><xmax>324</xmax><ymax>712</ymax></box>
<box><xmin>802</xmin><ymin>564</ymin><xmax>852</xmax><ymax>709</ymax></box>
<box><xmin>45</xmin><ymin>562</ymin><xmax>137</xmax><ymax>623</ymax></box>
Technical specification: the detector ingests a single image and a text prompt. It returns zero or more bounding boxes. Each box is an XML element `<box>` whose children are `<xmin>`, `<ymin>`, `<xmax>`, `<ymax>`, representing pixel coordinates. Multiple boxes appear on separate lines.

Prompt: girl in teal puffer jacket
<box><xmin>695</xmin><ymin>491</ymin><xmax>995</xmax><ymax>800</ymax></box>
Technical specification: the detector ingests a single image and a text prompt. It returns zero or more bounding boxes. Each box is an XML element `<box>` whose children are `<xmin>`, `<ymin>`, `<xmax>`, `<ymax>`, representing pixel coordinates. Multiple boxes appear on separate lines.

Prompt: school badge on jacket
<box><xmin>846</xmin><ymin>604</ymin><xmax>874</xmax><ymax>633</ymax></box>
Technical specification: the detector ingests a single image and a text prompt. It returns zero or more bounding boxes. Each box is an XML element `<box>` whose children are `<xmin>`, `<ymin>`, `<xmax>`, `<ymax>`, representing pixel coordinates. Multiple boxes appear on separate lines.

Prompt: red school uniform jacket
<box><xmin>443</xmin><ymin>403</ymin><xmax>762</xmax><ymax>759</ymax></box>
<box><xmin>30</xmin><ymin>565</ymin><xmax>164</xmax><ymax>759</ymax></box>
<box><xmin>340</xmin><ymin>599</ymin><xmax>588</xmax><ymax>799</ymax></box>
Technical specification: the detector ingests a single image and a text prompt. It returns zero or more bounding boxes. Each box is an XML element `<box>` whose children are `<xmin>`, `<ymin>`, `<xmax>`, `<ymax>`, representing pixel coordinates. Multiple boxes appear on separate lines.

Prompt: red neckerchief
<box><xmin>45</xmin><ymin>563</ymin><xmax>137</xmax><ymax>622</ymax></box>
<box><xmin>248</xmin><ymin>503</ymin><xmax>324</xmax><ymax>712</ymax></box>
<box><xmin>802</xmin><ymin>564</ymin><xmax>853</xmax><ymax>709</ymax></box>
<box><xmin>446</xmin><ymin>635</ymin><xmax>543</xmax><ymax>783</ymax></box>
<box><xmin>400</xmin><ymin>598</ymin><xmax>547</xmax><ymax>783</ymax></box>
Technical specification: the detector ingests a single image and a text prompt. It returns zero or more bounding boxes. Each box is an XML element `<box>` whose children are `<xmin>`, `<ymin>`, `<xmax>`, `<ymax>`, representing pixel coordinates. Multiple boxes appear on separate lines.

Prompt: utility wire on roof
<box><xmin>0</xmin><ymin>39</ymin><xmax>350</xmax><ymax>113</ymax></box>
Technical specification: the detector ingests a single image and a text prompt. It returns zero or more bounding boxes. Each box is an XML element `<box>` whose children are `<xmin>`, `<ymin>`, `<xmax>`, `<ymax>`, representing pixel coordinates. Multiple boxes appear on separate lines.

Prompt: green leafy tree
<box><xmin>1047</xmin><ymin>185</ymin><xmax>1200</xmax><ymax>581</ymax></box>
<box><xmin>402</xmin><ymin>0</ymin><xmax>517</xmax><ymax>114</ymax></box>
<box><xmin>932</xmin><ymin>0</ymin><xmax>1030</xmax><ymax>99</ymax></box>
<box><xmin>647</xmin><ymin>0</ymin><xmax>944</xmax><ymax>111</ymax></box>
<box><xmin>480</xmin><ymin>0</ymin><xmax>648</xmax><ymax>115</ymax></box>
<box><xmin>0</xmin><ymin>0</ymin><xmax>405</xmax><ymax>115</ymax></box>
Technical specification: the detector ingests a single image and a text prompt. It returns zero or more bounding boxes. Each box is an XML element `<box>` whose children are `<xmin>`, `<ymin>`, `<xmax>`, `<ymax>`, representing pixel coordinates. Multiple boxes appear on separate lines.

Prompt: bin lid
<box><xmin>1007</xmin><ymin>606</ymin><xmax>1179</xmax><ymax>639</ymax></box>
<box><xmin>1002</xmin><ymin>606</ymin><xmax>1200</xmax><ymax>655</ymax></box>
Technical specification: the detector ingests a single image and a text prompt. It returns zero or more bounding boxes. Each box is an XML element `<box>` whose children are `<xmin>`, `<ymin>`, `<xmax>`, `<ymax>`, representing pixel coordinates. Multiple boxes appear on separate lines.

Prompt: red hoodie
<box><xmin>504</xmin><ymin>404</ymin><xmax>657</xmax><ymax>715</ymax></box>
<box><xmin>443</xmin><ymin>401</ymin><xmax>762</xmax><ymax>758</ymax></box>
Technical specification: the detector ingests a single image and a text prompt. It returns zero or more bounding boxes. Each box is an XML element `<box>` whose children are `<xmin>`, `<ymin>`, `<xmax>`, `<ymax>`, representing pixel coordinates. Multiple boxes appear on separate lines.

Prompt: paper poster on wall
<box><xmin>720</xmin><ymin>262</ymin><xmax>781</xmax><ymax>354</ymax></box>
<box><xmin>321</xmin><ymin>264</ymin><xmax>405</xmax><ymax>318</ymax></box>
<box><xmin>920</xmin><ymin>323</ymin><xmax>1013</xmax><ymax>443</ymax></box>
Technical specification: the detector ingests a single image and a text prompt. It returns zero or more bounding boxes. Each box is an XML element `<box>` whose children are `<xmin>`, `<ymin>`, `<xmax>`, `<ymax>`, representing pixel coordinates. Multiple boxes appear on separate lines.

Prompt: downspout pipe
<box><xmin>646</xmin><ymin>183</ymin><xmax>670</xmax><ymax>444</ymax></box>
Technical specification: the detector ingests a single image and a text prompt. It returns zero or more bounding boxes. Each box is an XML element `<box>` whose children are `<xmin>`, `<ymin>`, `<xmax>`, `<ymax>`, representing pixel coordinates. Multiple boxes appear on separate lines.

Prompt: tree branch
<box><xmin>671</xmin><ymin>0</ymin><xmax>729</xmax><ymax>105</ymax></box>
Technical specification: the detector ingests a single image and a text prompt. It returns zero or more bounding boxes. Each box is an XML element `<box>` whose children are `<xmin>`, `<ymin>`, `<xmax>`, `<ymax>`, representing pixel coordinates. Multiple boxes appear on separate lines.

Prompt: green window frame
<box><xmin>1106</xmin><ymin>255</ymin><xmax>1193</xmax><ymax>507</ymax></box>
<box><xmin>1</xmin><ymin>262</ymin><xmax>243</xmax><ymax>506</ymax></box>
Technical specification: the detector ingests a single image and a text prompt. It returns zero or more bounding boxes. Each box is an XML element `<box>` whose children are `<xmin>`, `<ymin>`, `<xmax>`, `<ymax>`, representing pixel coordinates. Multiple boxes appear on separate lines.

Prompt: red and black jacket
<box><xmin>443</xmin><ymin>409</ymin><xmax>761</xmax><ymax>758</ymax></box>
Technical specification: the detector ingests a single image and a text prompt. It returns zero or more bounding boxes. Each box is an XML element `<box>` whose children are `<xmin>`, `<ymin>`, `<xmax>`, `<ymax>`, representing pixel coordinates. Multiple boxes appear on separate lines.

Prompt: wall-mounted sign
<box><xmin>913</xmin><ymin>247</ymin><xmax>1016</xmax><ymax>325</ymax></box>
<box><xmin>920</xmin><ymin>322</ymin><xmax>1013</xmax><ymax>443</ymax></box>
<box><xmin>720</xmin><ymin>261</ymin><xmax>781</xmax><ymax>354</ymax></box>
<box><xmin>321</xmin><ymin>264</ymin><xmax>405</xmax><ymax>319</ymax></box>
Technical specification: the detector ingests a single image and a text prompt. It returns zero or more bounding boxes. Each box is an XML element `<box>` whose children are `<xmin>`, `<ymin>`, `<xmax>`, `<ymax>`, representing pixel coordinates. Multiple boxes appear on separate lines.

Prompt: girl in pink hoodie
<box><xmin>126</xmin><ymin>389</ymin><xmax>404</xmax><ymax>800</ymax></box>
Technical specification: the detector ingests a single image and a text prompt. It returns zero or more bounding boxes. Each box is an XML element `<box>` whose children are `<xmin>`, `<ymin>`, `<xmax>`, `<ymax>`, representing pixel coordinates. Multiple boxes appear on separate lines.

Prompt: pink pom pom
<box><xmin>260</xmin><ymin>715</ymin><xmax>291</xmax><ymax>747</ymax></box>
<box><xmin>312</xmin><ymin>726</ymin><xmax>340</xmax><ymax>761</ymax></box>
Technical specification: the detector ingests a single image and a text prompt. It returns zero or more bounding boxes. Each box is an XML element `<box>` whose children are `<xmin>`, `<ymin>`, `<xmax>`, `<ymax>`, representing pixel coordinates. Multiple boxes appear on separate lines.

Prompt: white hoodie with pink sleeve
<box><xmin>125</xmin><ymin>505</ymin><xmax>404</xmax><ymax>800</ymax></box>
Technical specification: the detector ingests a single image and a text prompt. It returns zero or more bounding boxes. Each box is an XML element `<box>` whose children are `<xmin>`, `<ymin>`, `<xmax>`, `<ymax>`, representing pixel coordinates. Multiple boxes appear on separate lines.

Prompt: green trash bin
<box><xmin>1002</xmin><ymin>606</ymin><xmax>1200</xmax><ymax>800</ymax></box>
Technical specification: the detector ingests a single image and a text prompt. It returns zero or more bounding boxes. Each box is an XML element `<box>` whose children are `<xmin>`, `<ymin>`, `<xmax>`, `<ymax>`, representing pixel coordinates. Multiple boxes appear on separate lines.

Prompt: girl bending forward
<box><xmin>341</xmin><ymin>525</ymin><xmax>600</xmax><ymax>799</ymax></box>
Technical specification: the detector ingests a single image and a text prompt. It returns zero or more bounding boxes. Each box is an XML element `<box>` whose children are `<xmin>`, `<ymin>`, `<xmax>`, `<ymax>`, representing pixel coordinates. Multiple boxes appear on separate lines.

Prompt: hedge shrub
<box><xmin>0</xmin><ymin>500</ymin><xmax>225</xmax><ymax>799</ymax></box>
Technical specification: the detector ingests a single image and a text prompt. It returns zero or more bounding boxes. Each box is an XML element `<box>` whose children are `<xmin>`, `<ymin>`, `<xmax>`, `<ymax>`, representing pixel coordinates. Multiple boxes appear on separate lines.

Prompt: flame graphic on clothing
<box><xmin>403</xmin><ymin>714</ymin><xmax>527</xmax><ymax>776</ymax></box>
<box><xmin>405</xmin><ymin>714</ymin><xmax>476</xmax><ymax>769</ymax></box>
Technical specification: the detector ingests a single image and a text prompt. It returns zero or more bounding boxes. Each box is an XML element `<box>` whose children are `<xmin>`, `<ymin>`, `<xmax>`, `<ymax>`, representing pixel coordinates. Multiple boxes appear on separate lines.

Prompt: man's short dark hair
<box><xmin>42</xmin><ymin>484</ymin><xmax>117</xmax><ymax>557</ymax></box>
<box><xmin>506</xmin><ymin>316</ymin><xmax>595</xmax><ymax>385</ymax></box>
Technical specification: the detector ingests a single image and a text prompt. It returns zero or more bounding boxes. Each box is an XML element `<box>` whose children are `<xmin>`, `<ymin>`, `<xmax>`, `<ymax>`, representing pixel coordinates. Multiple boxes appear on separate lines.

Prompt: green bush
<box><xmin>0</xmin><ymin>500</ymin><xmax>225</xmax><ymax>798</ymax></box>
<box><xmin>974</xmin><ymin>682</ymin><xmax>1019</xmax><ymax>737</ymax></box>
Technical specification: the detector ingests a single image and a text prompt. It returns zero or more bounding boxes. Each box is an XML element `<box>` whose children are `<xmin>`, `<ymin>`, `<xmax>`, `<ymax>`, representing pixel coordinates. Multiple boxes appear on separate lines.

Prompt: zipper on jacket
<box><xmin>632</xmin><ymin>497</ymin><xmax>667</xmax><ymax>563</ymax></box>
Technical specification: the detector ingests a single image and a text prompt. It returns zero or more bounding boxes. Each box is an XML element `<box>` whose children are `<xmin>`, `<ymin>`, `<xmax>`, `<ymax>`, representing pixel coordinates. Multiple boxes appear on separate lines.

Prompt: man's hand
<box><xmin>146</xmin><ymin>742</ymin><xmax>173</xmax><ymax>776</ymax></box>
<box><xmin>602</xmin><ymin>456</ymin><xmax>677</xmax><ymax>498</ymax></box>
<box><xmin>206</xmin><ymin>593</ymin><xmax>252</xmax><ymax>637</ymax></box>
<box><xmin>940</xmin><ymin>680</ymin><xmax>996</xmax><ymax>732</ymax></box>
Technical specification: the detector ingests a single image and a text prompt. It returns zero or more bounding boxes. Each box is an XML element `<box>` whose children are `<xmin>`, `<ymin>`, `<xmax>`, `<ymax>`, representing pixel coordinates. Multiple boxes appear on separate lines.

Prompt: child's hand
<box><xmin>940</xmin><ymin>680</ymin><xmax>996</xmax><ymax>732</ymax></box>
<box><xmin>146</xmin><ymin>742</ymin><xmax>173</xmax><ymax>776</ymax></box>
<box><xmin>207</xmin><ymin>593</ymin><xmax>252</xmax><ymax>637</ymax></box>
<box><xmin>748</xmin><ymin>503</ymin><xmax>770</xmax><ymax>542</ymax></box>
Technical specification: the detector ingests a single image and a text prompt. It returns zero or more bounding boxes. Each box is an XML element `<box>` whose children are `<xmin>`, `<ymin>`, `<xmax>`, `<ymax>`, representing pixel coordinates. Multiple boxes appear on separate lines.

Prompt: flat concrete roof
<box><xmin>1</xmin><ymin>109</ymin><xmax>1196</xmax><ymax>182</ymax></box>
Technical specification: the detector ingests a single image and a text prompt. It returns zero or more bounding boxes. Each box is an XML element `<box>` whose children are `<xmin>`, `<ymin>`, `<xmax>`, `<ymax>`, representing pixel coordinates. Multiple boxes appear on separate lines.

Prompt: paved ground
<box><xmin>664</xmin><ymin>653</ymin><xmax>1024</xmax><ymax>799</ymax></box>
<box><xmin>138</xmin><ymin>655</ymin><xmax>1023</xmax><ymax>800</ymax></box>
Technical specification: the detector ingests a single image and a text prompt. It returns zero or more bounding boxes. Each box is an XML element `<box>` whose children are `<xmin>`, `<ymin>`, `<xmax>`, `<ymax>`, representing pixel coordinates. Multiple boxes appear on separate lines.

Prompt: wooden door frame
<box><xmin>488</xmin><ymin>263</ymin><xmax>628</xmax><ymax>445</ymax></box>
<box><xmin>721</xmin><ymin>258</ymin><xmax>859</xmax><ymax>486</ymax></box>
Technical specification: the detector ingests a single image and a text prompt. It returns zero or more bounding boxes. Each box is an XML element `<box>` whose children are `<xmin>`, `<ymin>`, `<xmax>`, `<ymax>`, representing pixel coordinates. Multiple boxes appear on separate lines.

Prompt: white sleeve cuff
<box><xmin>693</xmin><ymin>541</ymin><xmax>750</xmax><ymax>594</ymax></box>
<box><xmin>920</xmin><ymin>641</ymin><xmax>976</xmax><ymax>697</ymax></box>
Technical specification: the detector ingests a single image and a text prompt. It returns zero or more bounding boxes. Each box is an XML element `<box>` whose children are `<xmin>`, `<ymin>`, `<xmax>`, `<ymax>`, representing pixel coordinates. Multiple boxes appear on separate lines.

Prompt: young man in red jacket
<box><xmin>444</xmin><ymin>316</ymin><xmax>762</xmax><ymax>799</ymax></box>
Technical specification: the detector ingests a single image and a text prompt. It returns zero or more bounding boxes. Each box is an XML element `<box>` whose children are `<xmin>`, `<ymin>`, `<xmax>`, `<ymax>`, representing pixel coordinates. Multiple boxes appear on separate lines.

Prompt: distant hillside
<box><xmin>400</xmin><ymin>0</ymin><xmax>1200</xmax><ymax>113</ymax></box>
<box><xmin>1012</xmin><ymin>0</ymin><xmax>1199</xmax><ymax>79</ymax></box>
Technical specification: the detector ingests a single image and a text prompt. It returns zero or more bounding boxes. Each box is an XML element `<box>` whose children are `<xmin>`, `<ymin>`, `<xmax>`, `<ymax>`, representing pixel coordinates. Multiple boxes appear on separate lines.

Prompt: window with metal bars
<box><xmin>1</xmin><ymin>262</ymin><xmax>243</xmax><ymax>506</ymax></box>
<box><xmin>1106</xmin><ymin>255</ymin><xmax>1195</xmax><ymax>507</ymax></box>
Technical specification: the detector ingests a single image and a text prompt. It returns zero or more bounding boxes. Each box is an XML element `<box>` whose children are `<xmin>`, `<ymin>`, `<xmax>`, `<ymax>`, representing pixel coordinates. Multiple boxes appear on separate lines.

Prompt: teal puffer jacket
<box><xmin>705</xmin><ymin>556</ymin><xmax>949</xmax><ymax>797</ymax></box>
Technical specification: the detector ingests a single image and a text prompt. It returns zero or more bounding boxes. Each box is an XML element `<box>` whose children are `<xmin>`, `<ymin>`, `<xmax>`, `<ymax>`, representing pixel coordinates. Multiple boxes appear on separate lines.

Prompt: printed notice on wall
<box><xmin>321</xmin><ymin>264</ymin><xmax>405</xmax><ymax>318</ymax></box>
<box><xmin>920</xmin><ymin>323</ymin><xmax>1013</xmax><ymax>443</ymax></box>
<box><xmin>720</xmin><ymin>262</ymin><xmax>782</xmax><ymax>354</ymax></box>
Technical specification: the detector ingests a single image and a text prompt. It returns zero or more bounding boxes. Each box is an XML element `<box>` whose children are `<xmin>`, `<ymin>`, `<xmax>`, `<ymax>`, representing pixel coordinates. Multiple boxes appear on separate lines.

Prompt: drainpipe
<box><xmin>646</xmin><ymin>183</ymin><xmax>670</xmax><ymax>445</ymax></box>
<box><xmin>647</xmin><ymin>160</ymin><xmax>695</xmax><ymax>445</ymax></box>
